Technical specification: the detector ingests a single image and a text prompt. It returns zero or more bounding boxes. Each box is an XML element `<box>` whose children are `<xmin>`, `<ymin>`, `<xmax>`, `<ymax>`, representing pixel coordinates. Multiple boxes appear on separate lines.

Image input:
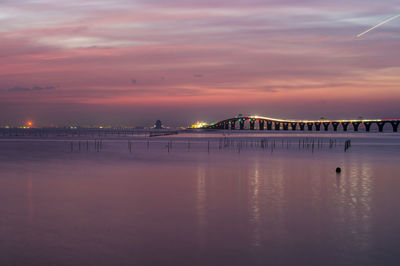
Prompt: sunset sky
<box><xmin>1</xmin><ymin>0</ymin><xmax>399</xmax><ymax>127</ymax></box>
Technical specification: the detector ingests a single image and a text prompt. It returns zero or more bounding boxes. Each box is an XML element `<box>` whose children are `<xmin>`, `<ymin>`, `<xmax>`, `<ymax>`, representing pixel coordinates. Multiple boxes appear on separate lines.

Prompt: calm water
<box><xmin>0</xmin><ymin>132</ymin><xmax>399</xmax><ymax>266</ymax></box>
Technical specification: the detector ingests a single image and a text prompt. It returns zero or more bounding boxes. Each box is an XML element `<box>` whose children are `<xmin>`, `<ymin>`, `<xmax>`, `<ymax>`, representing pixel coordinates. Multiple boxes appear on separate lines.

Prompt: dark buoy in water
<box><xmin>336</xmin><ymin>167</ymin><xmax>341</xmax><ymax>173</ymax></box>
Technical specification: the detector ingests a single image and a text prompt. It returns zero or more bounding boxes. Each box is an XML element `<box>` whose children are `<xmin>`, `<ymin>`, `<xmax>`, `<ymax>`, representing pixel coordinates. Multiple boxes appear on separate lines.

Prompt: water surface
<box><xmin>0</xmin><ymin>133</ymin><xmax>399</xmax><ymax>266</ymax></box>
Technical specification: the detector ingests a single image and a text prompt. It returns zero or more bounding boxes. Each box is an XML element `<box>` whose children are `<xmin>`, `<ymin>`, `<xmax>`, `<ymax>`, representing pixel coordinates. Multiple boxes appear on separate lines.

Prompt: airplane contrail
<box><xmin>357</xmin><ymin>14</ymin><xmax>400</xmax><ymax>38</ymax></box>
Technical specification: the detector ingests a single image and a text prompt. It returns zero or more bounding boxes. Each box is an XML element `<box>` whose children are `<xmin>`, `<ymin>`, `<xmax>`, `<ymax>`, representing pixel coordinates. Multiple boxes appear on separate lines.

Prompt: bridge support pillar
<box><xmin>363</xmin><ymin>122</ymin><xmax>371</xmax><ymax>132</ymax></box>
<box><xmin>290</xmin><ymin>122</ymin><xmax>297</xmax><ymax>130</ymax></box>
<box><xmin>259</xmin><ymin>120</ymin><xmax>264</xmax><ymax>130</ymax></box>
<box><xmin>267</xmin><ymin>121</ymin><xmax>272</xmax><ymax>130</ymax></box>
<box><xmin>299</xmin><ymin>122</ymin><xmax>305</xmax><ymax>131</ymax></box>
<box><xmin>274</xmin><ymin>122</ymin><xmax>280</xmax><ymax>130</ymax></box>
<box><xmin>376</xmin><ymin>121</ymin><xmax>385</xmax><ymax>132</ymax></box>
<box><xmin>250</xmin><ymin>120</ymin><xmax>255</xmax><ymax>130</ymax></box>
<box><xmin>332</xmin><ymin>122</ymin><xmax>339</xmax><ymax>131</ymax></box>
<box><xmin>230</xmin><ymin>121</ymin><xmax>236</xmax><ymax>130</ymax></box>
<box><xmin>307</xmin><ymin>122</ymin><xmax>313</xmax><ymax>131</ymax></box>
<box><xmin>323</xmin><ymin>122</ymin><xmax>330</xmax><ymax>131</ymax></box>
<box><xmin>352</xmin><ymin>122</ymin><xmax>360</xmax><ymax>132</ymax></box>
<box><xmin>391</xmin><ymin>121</ymin><xmax>399</xmax><ymax>132</ymax></box>
<box><xmin>239</xmin><ymin>120</ymin><xmax>245</xmax><ymax>130</ymax></box>
<box><xmin>341</xmin><ymin>122</ymin><xmax>349</xmax><ymax>132</ymax></box>
<box><xmin>315</xmin><ymin>122</ymin><xmax>321</xmax><ymax>131</ymax></box>
<box><xmin>283</xmin><ymin>122</ymin><xmax>289</xmax><ymax>130</ymax></box>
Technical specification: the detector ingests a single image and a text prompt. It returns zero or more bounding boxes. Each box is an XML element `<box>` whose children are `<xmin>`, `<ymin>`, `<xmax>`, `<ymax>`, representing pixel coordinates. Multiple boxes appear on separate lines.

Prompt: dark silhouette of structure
<box><xmin>204</xmin><ymin>115</ymin><xmax>400</xmax><ymax>132</ymax></box>
<box><xmin>154</xmin><ymin>120</ymin><xmax>163</xmax><ymax>129</ymax></box>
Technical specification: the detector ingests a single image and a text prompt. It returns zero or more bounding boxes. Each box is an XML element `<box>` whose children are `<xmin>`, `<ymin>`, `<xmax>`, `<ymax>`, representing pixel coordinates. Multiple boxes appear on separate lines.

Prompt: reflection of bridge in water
<box><xmin>206</xmin><ymin>116</ymin><xmax>400</xmax><ymax>132</ymax></box>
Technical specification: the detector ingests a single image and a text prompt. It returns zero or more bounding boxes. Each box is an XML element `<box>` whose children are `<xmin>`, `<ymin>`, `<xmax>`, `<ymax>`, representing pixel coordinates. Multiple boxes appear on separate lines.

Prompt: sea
<box><xmin>0</xmin><ymin>130</ymin><xmax>399</xmax><ymax>266</ymax></box>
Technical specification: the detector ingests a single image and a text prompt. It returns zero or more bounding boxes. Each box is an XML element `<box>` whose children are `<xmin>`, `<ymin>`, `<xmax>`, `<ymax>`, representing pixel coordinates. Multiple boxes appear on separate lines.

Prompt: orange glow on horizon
<box><xmin>27</xmin><ymin>121</ymin><xmax>33</xmax><ymax>127</ymax></box>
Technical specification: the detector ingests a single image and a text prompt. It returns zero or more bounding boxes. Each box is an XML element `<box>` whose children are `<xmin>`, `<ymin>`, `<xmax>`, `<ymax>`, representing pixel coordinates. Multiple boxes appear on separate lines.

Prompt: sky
<box><xmin>0</xmin><ymin>0</ymin><xmax>399</xmax><ymax>127</ymax></box>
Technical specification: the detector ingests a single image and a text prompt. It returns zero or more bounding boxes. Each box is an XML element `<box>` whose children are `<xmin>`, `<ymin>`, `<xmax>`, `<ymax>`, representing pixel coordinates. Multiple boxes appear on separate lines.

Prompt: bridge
<box><xmin>204</xmin><ymin>115</ymin><xmax>400</xmax><ymax>132</ymax></box>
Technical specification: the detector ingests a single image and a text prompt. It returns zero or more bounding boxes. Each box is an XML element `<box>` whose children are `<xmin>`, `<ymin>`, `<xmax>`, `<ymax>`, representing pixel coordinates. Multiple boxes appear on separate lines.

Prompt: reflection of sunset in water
<box><xmin>0</xmin><ymin>135</ymin><xmax>398</xmax><ymax>265</ymax></box>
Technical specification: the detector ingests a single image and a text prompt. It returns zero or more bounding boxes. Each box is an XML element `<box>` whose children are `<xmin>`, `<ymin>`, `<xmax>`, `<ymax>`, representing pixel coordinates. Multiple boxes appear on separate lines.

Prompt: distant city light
<box><xmin>190</xmin><ymin>121</ymin><xmax>209</xmax><ymax>129</ymax></box>
<box><xmin>27</xmin><ymin>121</ymin><xmax>33</xmax><ymax>127</ymax></box>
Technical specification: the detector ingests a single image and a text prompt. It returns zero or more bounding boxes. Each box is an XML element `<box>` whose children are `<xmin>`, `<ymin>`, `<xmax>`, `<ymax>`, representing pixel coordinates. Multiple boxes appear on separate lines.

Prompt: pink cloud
<box><xmin>0</xmin><ymin>0</ymin><xmax>399</xmax><ymax>125</ymax></box>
